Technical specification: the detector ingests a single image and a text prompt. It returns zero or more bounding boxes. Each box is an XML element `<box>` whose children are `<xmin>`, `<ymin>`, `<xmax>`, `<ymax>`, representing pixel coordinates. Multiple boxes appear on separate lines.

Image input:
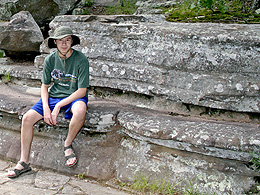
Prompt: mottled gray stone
<box><xmin>1</xmin><ymin>15</ymin><xmax>260</xmax><ymax>193</ymax></box>
<box><xmin>0</xmin><ymin>164</ymin><xmax>127</xmax><ymax>195</ymax></box>
<box><xmin>0</xmin><ymin>171</ymin><xmax>12</xmax><ymax>184</ymax></box>
<box><xmin>0</xmin><ymin>178</ymin><xmax>55</xmax><ymax>195</ymax></box>
<box><xmin>69</xmin><ymin>179</ymin><xmax>129</xmax><ymax>195</ymax></box>
<box><xmin>0</xmin><ymin>83</ymin><xmax>259</xmax><ymax>194</ymax></box>
<box><xmin>0</xmin><ymin>0</ymin><xmax>80</xmax><ymax>26</ymax></box>
<box><xmin>117</xmin><ymin>107</ymin><xmax>260</xmax><ymax>161</ymax></box>
<box><xmin>116</xmin><ymin>138</ymin><xmax>257</xmax><ymax>195</ymax></box>
<box><xmin>0</xmin><ymin>11</ymin><xmax>44</xmax><ymax>59</ymax></box>
<box><xmin>35</xmin><ymin>171</ymin><xmax>70</xmax><ymax>190</ymax></box>
<box><xmin>93</xmin><ymin>0</ymin><xmax>121</xmax><ymax>6</ymax></box>
<box><xmin>135</xmin><ymin>0</ymin><xmax>177</xmax><ymax>14</ymax></box>
<box><xmin>0</xmin><ymin>84</ymin><xmax>39</xmax><ymax>114</ymax></box>
<box><xmin>34</xmin><ymin>15</ymin><xmax>260</xmax><ymax>113</ymax></box>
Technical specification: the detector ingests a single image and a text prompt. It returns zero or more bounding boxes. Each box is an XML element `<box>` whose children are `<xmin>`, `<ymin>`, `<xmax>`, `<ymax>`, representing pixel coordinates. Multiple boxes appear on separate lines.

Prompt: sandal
<box><xmin>64</xmin><ymin>144</ymin><xmax>78</xmax><ymax>167</ymax></box>
<box><xmin>8</xmin><ymin>161</ymin><xmax>32</xmax><ymax>179</ymax></box>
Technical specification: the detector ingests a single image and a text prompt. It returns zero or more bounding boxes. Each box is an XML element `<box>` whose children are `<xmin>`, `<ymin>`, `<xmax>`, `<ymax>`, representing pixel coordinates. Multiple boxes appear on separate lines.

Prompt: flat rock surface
<box><xmin>0</xmin><ymin>83</ymin><xmax>39</xmax><ymax>114</ymax></box>
<box><xmin>0</xmin><ymin>159</ymin><xmax>129</xmax><ymax>195</ymax></box>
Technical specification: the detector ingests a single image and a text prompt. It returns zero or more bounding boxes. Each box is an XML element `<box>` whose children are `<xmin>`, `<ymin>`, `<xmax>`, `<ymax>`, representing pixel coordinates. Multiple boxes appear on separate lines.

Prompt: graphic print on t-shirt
<box><xmin>51</xmin><ymin>69</ymin><xmax>77</xmax><ymax>87</ymax></box>
<box><xmin>51</xmin><ymin>69</ymin><xmax>64</xmax><ymax>79</ymax></box>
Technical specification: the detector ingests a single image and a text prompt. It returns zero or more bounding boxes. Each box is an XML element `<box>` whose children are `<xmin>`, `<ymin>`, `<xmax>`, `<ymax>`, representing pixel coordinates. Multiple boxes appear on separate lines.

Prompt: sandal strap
<box><xmin>64</xmin><ymin>144</ymin><xmax>78</xmax><ymax>167</ymax></box>
<box><xmin>64</xmin><ymin>144</ymin><xmax>73</xmax><ymax>152</ymax></box>
<box><xmin>9</xmin><ymin>161</ymin><xmax>31</xmax><ymax>178</ymax></box>
<box><xmin>65</xmin><ymin>153</ymin><xmax>76</xmax><ymax>161</ymax></box>
<box><xmin>18</xmin><ymin>161</ymin><xmax>30</xmax><ymax>169</ymax></box>
<box><xmin>13</xmin><ymin>168</ymin><xmax>23</xmax><ymax>176</ymax></box>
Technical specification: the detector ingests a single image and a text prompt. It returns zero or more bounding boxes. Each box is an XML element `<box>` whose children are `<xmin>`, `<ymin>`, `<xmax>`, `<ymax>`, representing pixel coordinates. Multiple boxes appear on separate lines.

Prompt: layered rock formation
<box><xmin>0</xmin><ymin>81</ymin><xmax>259</xmax><ymax>195</ymax></box>
<box><xmin>36</xmin><ymin>15</ymin><xmax>260</xmax><ymax>114</ymax></box>
<box><xmin>1</xmin><ymin>13</ymin><xmax>260</xmax><ymax>195</ymax></box>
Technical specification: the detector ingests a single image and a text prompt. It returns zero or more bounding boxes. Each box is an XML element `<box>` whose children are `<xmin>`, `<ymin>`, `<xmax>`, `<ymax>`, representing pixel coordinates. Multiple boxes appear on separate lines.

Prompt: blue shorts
<box><xmin>31</xmin><ymin>97</ymin><xmax>88</xmax><ymax>119</ymax></box>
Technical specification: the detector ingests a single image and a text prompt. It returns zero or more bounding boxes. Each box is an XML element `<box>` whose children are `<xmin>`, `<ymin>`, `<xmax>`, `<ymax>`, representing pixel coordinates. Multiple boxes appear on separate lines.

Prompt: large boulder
<box><xmin>0</xmin><ymin>0</ymin><xmax>80</xmax><ymax>27</ymax></box>
<box><xmin>0</xmin><ymin>11</ymin><xmax>44</xmax><ymax>60</ymax></box>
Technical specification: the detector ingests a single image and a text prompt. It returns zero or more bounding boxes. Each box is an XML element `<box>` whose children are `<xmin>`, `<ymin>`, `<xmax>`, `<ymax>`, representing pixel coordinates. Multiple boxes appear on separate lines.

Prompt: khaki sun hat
<box><xmin>47</xmin><ymin>26</ymin><xmax>80</xmax><ymax>48</ymax></box>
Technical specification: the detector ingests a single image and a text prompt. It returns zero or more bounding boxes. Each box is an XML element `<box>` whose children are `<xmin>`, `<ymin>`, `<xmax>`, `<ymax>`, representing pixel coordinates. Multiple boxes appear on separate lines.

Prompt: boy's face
<box><xmin>55</xmin><ymin>36</ymin><xmax>73</xmax><ymax>55</ymax></box>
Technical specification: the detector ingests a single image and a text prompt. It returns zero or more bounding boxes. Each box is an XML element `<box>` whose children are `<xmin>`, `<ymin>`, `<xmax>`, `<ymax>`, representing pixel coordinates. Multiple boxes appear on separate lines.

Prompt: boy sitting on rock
<box><xmin>8</xmin><ymin>26</ymin><xmax>89</xmax><ymax>178</ymax></box>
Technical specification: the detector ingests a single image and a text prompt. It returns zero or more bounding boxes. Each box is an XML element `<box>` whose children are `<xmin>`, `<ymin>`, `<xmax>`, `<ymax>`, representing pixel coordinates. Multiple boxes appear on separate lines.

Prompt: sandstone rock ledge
<box><xmin>36</xmin><ymin>15</ymin><xmax>260</xmax><ymax>114</ymax></box>
<box><xmin>0</xmin><ymin>80</ymin><xmax>260</xmax><ymax>194</ymax></box>
<box><xmin>1</xmin><ymin>13</ymin><xmax>260</xmax><ymax>194</ymax></box>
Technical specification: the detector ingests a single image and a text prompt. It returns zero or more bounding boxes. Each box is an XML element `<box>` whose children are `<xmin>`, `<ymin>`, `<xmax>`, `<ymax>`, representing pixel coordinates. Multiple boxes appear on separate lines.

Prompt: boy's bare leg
<box><xmin>8</xmin><ymin>110</ymin><xmax>43</xmax><ymax>176</ymax></box>
<box><xmin>64</xmin><ymin>101</ymin><xmax>87</xmax><ymax>166</ymax></box>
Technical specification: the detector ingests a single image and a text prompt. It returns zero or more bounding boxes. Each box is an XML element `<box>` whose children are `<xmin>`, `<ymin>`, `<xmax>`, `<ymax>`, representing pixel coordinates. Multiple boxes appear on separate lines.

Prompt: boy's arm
<box><xmin>41</xmin><ymin>83</ymin><xmax>54</xmax><ymax>126</ymax></box>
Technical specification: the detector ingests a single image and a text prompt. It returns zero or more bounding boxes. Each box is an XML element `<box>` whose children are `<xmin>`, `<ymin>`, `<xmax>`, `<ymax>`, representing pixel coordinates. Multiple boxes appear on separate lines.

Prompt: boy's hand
<box><xmin>43</xmin><ymin>107</ymin><xmax>54</xmax><ymax>126</ymax></box>
<box><xmin>51</xmin><ymin>104</ymin><xmax>61</xmax><ymax>125</ymax></box>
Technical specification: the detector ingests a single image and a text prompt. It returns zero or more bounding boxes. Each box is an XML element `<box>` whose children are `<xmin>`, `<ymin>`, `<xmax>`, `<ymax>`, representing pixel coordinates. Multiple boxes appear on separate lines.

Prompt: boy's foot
<box><xmin>7</xmin><ymin>161</ymin><xmax>32</xmax><ymax>178</ymax></box>
<box><xmin>64</xmin><ymin>145</ymin><xmax>78</xmax><ymax>167</ymax></box>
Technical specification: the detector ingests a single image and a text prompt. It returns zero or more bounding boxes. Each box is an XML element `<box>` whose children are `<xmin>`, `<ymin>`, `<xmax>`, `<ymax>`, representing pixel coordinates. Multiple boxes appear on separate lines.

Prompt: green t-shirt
<box><xmin>41</xmin><ymin>50</ymin><xmax>89</xmax><ymax>98</ymax></box>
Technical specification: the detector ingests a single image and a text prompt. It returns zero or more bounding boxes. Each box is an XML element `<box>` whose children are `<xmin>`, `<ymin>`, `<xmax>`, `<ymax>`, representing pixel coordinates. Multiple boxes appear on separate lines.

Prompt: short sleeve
<box><xmin>77</xmin><ymin>56</ymin><xmax>89</xmax><ymax>88</ymax></box>
<box><xmin>41</xmin><ymin>55</ymin><xmax>52</xmax><ymax>85</ymax></box>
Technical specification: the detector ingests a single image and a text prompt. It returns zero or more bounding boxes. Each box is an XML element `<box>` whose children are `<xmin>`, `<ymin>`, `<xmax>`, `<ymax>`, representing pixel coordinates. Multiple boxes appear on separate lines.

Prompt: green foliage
<box><xmin>76</xmin><ymin>0</ymin><xmax>137</xmax><ymax>15</ymax></box>
<box><xmin>4</xmin><ymin>73</ymin><xmax>12</xmax><ymax>82</ymax></box>
<box><xmin>0</xmin><ymin>50</ymin><xmax>4</xmax><ymax>58</ymax></box>
<box><xmin>75</xmin><ymin>172</ymin><xmax>86</xmax><ymax>179</ymax></box>
<box><xmin>130</xmin><ymin>174</ymin><xmax>182</xmax><ymax>194</ymax></box>
<box><xmin>113</xmin><ymin>172</ymin><xmax>219</xmax><ymax>195</ymax></box>
<box><xmin>83</xmin><ymin>0</ymin><xmax>94</xmax><ymax>7</ymax></box>
<box><xmin>246</xmin><ymin>185</ymin><xmax>260</xmax><ymax>194</ymax></box>
<box><xmin>106</xmin><ymin>0</ymin><xmax>138</xmax><ymax>15</ymax></box>
<box><xmin>216</xmin><ymin>1</ymin><xmax>230</xmax><ymax>14</ymax></box>
<box><xmin>249</xmin><ymin>151</ymin><xmax>260</xmax><ymax>171</ymax></box>
<box><xmin>184</xmin><ymin>178</ymin><xmax>200</xmax><ymax>195</ymax></box>
<box><xmin>200</xmin><ymin>0</ymin><xmax>214</xmax><ymax>10</ymax></box>
<box><xmin>200</xmin><ymin>108</ymin><xmax>225</xmax><ymax>117</ymax></box>
<box><xmin>120</xmin><ymin>0</ymin><xmax>125</xmax><ymax>7</ymax></box>
<box><xmin>165</xmin><ymin>0</ymin><xmax>260</xmax><ymax>24</ymax></box>
<box><xmin>197</xmin><ymin>0</ymin><xmax>229</xmax><ymax>13</ymax></box>
<box><xmin>186</xmin><ymin>0</ymin><xmax>230</xmax><ymax>14</ymax></box>
<box><xmin>129</xmin><ymin>173</ymin><xmax>219</xmax><ymax>195</ymax></box>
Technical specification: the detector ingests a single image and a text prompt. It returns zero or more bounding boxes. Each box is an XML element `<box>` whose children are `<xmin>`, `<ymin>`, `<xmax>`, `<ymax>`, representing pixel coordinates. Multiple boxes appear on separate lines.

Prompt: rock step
<box><xmin>0</xmin><ymin>82</ymin><xmax>259</xmax><ymax>163</ymax></box>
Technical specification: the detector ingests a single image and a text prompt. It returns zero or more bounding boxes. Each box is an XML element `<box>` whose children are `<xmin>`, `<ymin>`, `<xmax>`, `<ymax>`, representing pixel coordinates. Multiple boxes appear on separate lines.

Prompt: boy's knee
<box><xmin>72</xmin><ymin>102</ymin><xmax>87</xmax><ymax>114</ymax></box>
<box><xmin>22</xmin><ymin>112</ymin><xmax>31</xmax><ymax>123</ymax></box>
<box><xmin>22</xmin><ymin>110</ymin><xmax>41</xmax><ymax>125</ymax></box>
<box><xmin>22</xmin><ymin>115</ymin><xmax>34</xmax><ymax>127</ymax></box>
<box><xmin>72</xmin><ymin>106</ymin><xmax>87</xmax><ymax>121</ymax></box>
<box><xmin>75</xmin><ymin>108</ymin><xmax>87</xmax><ymax>118</ymax></box>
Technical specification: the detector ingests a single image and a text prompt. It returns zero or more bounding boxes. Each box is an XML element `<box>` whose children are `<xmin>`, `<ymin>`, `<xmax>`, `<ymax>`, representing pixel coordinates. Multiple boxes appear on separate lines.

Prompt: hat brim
<box><xmin>47</xmin><ymin>34</ymin><xmax>80</xmax><ymax>48</ymax></box>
